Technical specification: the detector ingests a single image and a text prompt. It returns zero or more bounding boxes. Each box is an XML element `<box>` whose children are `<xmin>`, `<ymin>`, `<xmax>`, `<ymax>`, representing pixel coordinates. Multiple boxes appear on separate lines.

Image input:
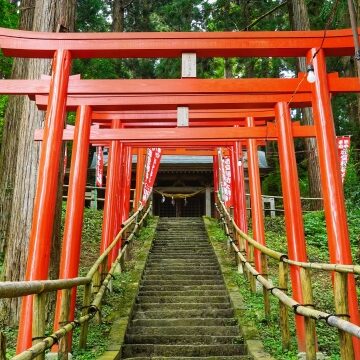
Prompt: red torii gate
<box><xmin>0</xmin><ymin>27</ymin><xmax>359</xmax><ymax>357</ymax></box>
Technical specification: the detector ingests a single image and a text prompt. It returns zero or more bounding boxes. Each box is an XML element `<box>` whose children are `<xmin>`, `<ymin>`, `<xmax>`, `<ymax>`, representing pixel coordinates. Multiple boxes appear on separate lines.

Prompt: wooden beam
<box><xmin>0</xmin><ymin>74</ymin><xmax>358</xmax><ymax>95</ymax></box>
<box><xmin>92</xmin><ymin>109</ymin><xmax>276</xmax><ymax>121</ymax></box>
<box><xmin>35</xmin><ymin>93</ymin><xmax>312</xmax><ymax>111</ymax></box>
<box><xmin>34</xmin><ymin>124</ymin><xmax>316</xmax><ymax>142</ymax></box>
<box><xmin>0</xmin><ymin>27</ymin><xmax>359</xmax><ymax>58</ymax></box>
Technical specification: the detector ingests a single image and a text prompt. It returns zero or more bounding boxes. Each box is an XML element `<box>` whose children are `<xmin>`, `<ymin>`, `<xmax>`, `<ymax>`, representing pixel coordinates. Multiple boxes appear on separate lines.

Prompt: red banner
<box><xmin>95</xmin><ymin>146</ymin><xmax>104</xmax><ymax>187</ymax></box>
<box><xmin>218</xmin><ymin>148</ymin><xmax>232</xmax><ymax>207</ymax></box>
<box><xmin>141</xmin><ymin>147</ymin><xmax>162</xmax><ymax>205</ymax></box>
<box><xmin>337</xmin><ymin>136</ymin><xmax>351</xmax><ymax>183</ymax></box>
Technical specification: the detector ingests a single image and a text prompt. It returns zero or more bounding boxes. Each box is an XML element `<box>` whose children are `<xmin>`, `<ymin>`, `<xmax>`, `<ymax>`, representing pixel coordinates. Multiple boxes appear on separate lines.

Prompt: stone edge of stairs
<box><xmin>203</xmin><ymin>216</ymin><xmax>275</xmax><ymax>360</ymax></box>
<box><xmin>96</xmin><ymin>217</ymin><xmax>159</xmax><ymax>360</ymax></box>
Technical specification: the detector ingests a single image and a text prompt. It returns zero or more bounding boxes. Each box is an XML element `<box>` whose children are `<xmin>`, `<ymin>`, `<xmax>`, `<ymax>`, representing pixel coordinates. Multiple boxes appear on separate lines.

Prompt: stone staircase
<box><xmin>121</xmin><ymin>217</ymin><xmax>252</xmax><ymax>360</ymax></box>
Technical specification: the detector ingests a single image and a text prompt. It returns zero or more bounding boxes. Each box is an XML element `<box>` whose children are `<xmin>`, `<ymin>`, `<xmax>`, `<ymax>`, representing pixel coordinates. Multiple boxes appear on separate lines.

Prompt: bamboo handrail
<box><xmin>230</xmin><ymin>240</ymin><xmax>360</xmax><ymax>339</ymax></box>
<box><xmin>0</xmin><ymin>204</ymin><xmax>149</xmax><ymax>299</ymax></box>
<box><xmin>215</xmin><ymin>196</ymin><xmax>360</xmax><ymax>356</ymax></box>
<box><xmin>217</xmin><ymin>196</ymin><xmax>360</xmax><ymax>275</ymax></box>
<box><xmin>10</xmin><ymin>202</ymin><xmax>152</xmax><ymax>360</ymax></box>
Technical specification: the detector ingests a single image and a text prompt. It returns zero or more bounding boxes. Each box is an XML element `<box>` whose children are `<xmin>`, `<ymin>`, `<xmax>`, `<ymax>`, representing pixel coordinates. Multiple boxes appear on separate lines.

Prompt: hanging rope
<box><xmin>155</xmin><ymin>188</ymin><xmax>206</xmax><ymax>200</ymax></box>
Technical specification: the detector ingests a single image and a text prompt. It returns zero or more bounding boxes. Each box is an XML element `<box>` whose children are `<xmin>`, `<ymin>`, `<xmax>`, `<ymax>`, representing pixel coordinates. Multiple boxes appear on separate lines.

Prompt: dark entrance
<box><xmin>153</xmin><ymin>192</ymin><xmax>205</xmax><ymax>217</ymax></box>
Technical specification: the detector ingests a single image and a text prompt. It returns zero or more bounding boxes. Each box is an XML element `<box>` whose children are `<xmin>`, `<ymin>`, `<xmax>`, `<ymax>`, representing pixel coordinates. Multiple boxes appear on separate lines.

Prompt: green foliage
<box><xmin>0</xmin><ymin>0</ymin><xmax>18</xmax><ymax>146</ymax></box>
<box><xmin>61</xmin><ymin>203</ymin><xmax>103</xmax><ymax>244</ymax></box>
<box><xmin>204</xmin><ymin>216</ymin><xmax>227</xmax><ymax>242</ymax></box>
<box><xmin>303</xmin><ymin>211</ymin><xmax>328</xmax><ymax>249</ymax></box>
<box><xmin>264</xmin><ymin>215</ymin><xmax>285</xmax><ymax>234</ymax></box>
<box><xmin>303</xmin><ymin>206</ymin><xmax>359</xmax><ymax>251</ymax></box>
<box><xmin>344</xmin><ymin>150</ymin><xmax>360</xmax><ymax>208</ymax></box>
<box><xmin>0</xmin><ymin>0</ymin><xmax>18</xmax><ymax>79</ymax></box>
<box><xmin>80</xmin><ymin>207</ymin><xmax>104</xmax><ymax>244</ymax></box>
<box><xmin>262</xmin><ymin>163</ymin><xmax>282</xmax><ymax>196</ymax></box>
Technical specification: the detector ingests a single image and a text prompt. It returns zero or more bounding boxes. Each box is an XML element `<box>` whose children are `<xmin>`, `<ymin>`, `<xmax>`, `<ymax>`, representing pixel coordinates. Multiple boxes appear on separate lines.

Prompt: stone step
<box><xmin>146</xmin><ymin>262</ymin><xmax>217</xmax><ymax>267</ymax></box>
<box><xmin>146</xmin><ymin>263</ymin><xmax>220</xmax><ymax>268</ymax></box>
<box><xmin>153</xmin><ymin>240</ymin><xmax>208</xmax><ymax>243</ymax></box>
<box><xmin>138</xmin><ymin>290</ymin><xmax>227</xmax><ymax>297</ymax></box>
<box><xmin>142</xmin><ymin>275</ymin><xmax>223</xmax><ymax>281</ymax></box>
<box><xmin>125</xmin><ymin>334</ymin><xmax>243</xmax><ymax>345</ymax></box>
<box><xmin>133</xmin><ymin>308</ymin><xmax>234</xmax><ymax>319</ymax></box>
<box><xmin>144</xmin><ymin>270</ymin><xmax>221</xmax><ymax>275</ymax></box>
<box><xmin>152</xmin><ymin>240</ymin><xmax>208</xmax><ymax>242</ymax></box>
<box><xmin>134</xmin><ymin>303</ymin><xmax>232</xmax><ymax>311</ymax></box>
<box><xmin>149</xmin><ymin>254</ymin><xmax>215</xmax><ymax>258</ymax></box>
<box><xmin>130</xmin><ymin>318</ymin><xmax>237</xmax><ymax>327</ymax></box>
<box><xmin>145</xmin><ymin>266</ymin><xmax>220</xmax><ymax>272</ymax></box>
<box><xmin>148</xmin><ymin>255</ymin><xmax>217</xmax><ymax>260</ymax></box>
<box><xmin>121</xmin><ymin>344</ymin><xmax>247</xmax><ymax>357</ymax></box>
<box><xmin>139</xmin><ymin>285</ymin><xmax>226</xmax><ymax>292</ymax></box>
<box><xmin>147</xmin><ymin>258</ymin><xmax>215</xmax><ymax>262</ymax></box>
<box><xmin>151</xmin><ymin>248</ymin><xmax>209</xmax><ymax>250</ymax></box>
<box><xmin>122</xmin><ymin>357</ymin><xmax>252</xmax><ymax>360</ymax></box>
<box><xmin>127</xmin><ymin>325</ymin><xmax>240</xmax><ymax>337</ymax></box>
<box><xmin>150</xmin><ymin>250</ymin><xmax>214</xmax><ymax>254</ymax></box>
<box><xmin>141</xmin><ymin>280</ymin><xmax>225</xmax><ymax>286</ymax></box>
<box><xmin>137</xmin><ymin>296</ymin><xmax>230</xmax><ymax>304</ymax></box>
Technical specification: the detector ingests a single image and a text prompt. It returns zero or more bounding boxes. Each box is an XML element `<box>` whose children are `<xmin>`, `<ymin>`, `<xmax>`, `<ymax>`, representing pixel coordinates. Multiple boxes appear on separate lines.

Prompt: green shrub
<box><xmin>303</xmin><ymin>211</ymin><xmax>328</xmax><ymax>249</ymax></box>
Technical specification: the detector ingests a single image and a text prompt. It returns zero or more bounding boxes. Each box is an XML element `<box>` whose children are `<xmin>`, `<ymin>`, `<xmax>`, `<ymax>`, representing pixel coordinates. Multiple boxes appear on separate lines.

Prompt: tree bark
<box><xmin>0</xmin><ymin>0</ymin><xmax>34</xmax><ymax>255</ymax></box>
<box><xmin>0</xmin><ymin>0</ymin><xmax>75</xmax><ymax>325</ymax></box>
<box><xmin>112</xmin><ymin>0</ymin><xmax>125</xmax><ymax>32</ymax></box>
<box><xmin>287</xmin><ymin>0</ymin><xmax>323</xmax><ymax>210</ymax></box>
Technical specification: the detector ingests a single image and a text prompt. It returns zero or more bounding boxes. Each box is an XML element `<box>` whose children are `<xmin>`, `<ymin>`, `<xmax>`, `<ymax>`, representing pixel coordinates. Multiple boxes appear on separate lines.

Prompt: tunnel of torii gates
<box><xmin>1</xmin><ymin>27</ymin><xmax>360</xmax><ymax>355</ymax></box>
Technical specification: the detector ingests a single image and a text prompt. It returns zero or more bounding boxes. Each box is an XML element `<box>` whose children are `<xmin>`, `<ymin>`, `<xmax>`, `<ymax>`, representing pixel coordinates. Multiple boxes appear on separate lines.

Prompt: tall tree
<box><xmin>287</xmin><ymin>0</ymin><xmax>323</xmax><ymax>210</ymax></box>
<box><xmin>0</xmin><ymin>0</ymin><xmax>76</xmax><ymax>324</ymax></box>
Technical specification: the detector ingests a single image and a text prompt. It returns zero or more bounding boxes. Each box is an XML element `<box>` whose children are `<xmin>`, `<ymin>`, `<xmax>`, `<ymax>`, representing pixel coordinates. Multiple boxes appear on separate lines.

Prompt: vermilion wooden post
<box><xmin>53</xmin><ymin>105</ymin><xmax>92</xmax><ymax>346</ymax></box>
<box><xmin>246</xmin><ymin>116</ymin><xmax>265</xmax><ymax>271</ymax></box>
<box><xmin>134</xmin><ymin>148</ymin><xmax>145</xmax><ymax>210</ymax></box>
<box><xmin>123</xmin><ymin>146</ymin><xmax>133</xmax><ymax>220</ymax></box>
<box><xmin>275</xmin><ymin>101</ymin><xmax>307</xmax><ymax>353</ymax></box>
<box><xmin>235</xmin><ymin>141</ymin><xmax>248</xmax><ymax>234</ymax></box>
<box><xmin>100</xmin><ymin>120</ymin><xmax>123</xmax><ymax>262</ymax></box>
<box><xmin>109</xmin><ymin>141</ymin><xmax>128</xmax><ymax>265</ymax></box>
<box><xmin>17</xmin><ymin>49</ymin><xmax>72</xmax><ymax>353</ymax></box>
<box><xmin>230</xmin><ymin>145</ymin><xmax>240</xmax><ymax>230</ymax></box>
<box><xmin>309</xmin><ymin>48</ymin><xmax>360</xmax><ymax>356</ymax></box>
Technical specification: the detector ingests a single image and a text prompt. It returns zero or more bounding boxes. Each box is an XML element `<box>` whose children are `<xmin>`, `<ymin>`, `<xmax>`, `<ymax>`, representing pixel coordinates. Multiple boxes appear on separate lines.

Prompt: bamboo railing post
<box><xmin>299</xmin><ymin>267</ymin><xmax>316</xmax><ymax>360</ymax></box>
<box><xmin>248</xmin><ymin>244</ymin><xmax>256</xmax><ymax>292</ymax></box>
<box><xmin>124</xmin><ymin>238</ymin><xmax>131</xmax><ymax>263</ymax></box>
<box><xmin>0</xmin><ymin>331</ymin><xmax>6</xmax><ymax>360</ymax></box>
<box><xmin>120</xmin><ymin>246</ymin><xmax>126</xmax><ymax>272</ymax></box>
<box><xmin>58</xmin><ymin>289</ymin><xmax>71</xmax><ymax>360</ymax></box>
<box><xmin>91</xmin><ymin>269</ymin><xmax>102</xmax><ymax>323</ymax></box>
<box><xmin>32</xmin><ymin>293</ymin><xmax>46</xmax><ymax>360</ymax></box>
<box><xmin>334</xmin><ymin>272</ymin><xmax>355</xmax><ymax>360</ymax></box>
<box><xmin>261</xmin><ymin>254</ymin><xmax>271</xmax><ymax>317</ymax></box>
<box><xmin>92</xmin><ymin>268</ymin><xmax>101</xmax><ymax>295</ymax></box>
<box><xmin>79</xmin><ymin>283</ymin><xmax>91</xmax><ymax>349</ymax></box>
<box><xmin>278</xmin><ymin>261</ymin><xmax>290</xmax><ymax>350</ymax></box>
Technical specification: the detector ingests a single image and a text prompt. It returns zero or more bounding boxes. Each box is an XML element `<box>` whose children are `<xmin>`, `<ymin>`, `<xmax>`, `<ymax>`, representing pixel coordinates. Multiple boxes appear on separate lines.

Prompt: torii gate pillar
<box><xmin>309</xmin><ymin>48</ymin><xmax>360</xmax><ymax>356</ymax></box>
<box><xmin>232</xmin><ymin>141</ymin><xmax>247</xmax><ymax>234</ymax></box>
<box><xmin>17</xmin><ymin>49</ymin><xmax>72</xmax><ymax>353</ymax></box>
<box><xmin>100</xmin><ymin>120</ymin><xmax>124</xmax><ymax>265</ymax></box>
<box><xmin>246</xmin><ymin>117</ymin><xmax>266</xmax><ymax>272</ymax></box>
<box><xmin>53</xmin><ymin>105</ymin><xmax>92</xmax><ymax>347</ymax></box>
<box><xmin>275</xmin><ymin>101</ymin><xmax>308</xmax><ymax>353</ymax></box>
